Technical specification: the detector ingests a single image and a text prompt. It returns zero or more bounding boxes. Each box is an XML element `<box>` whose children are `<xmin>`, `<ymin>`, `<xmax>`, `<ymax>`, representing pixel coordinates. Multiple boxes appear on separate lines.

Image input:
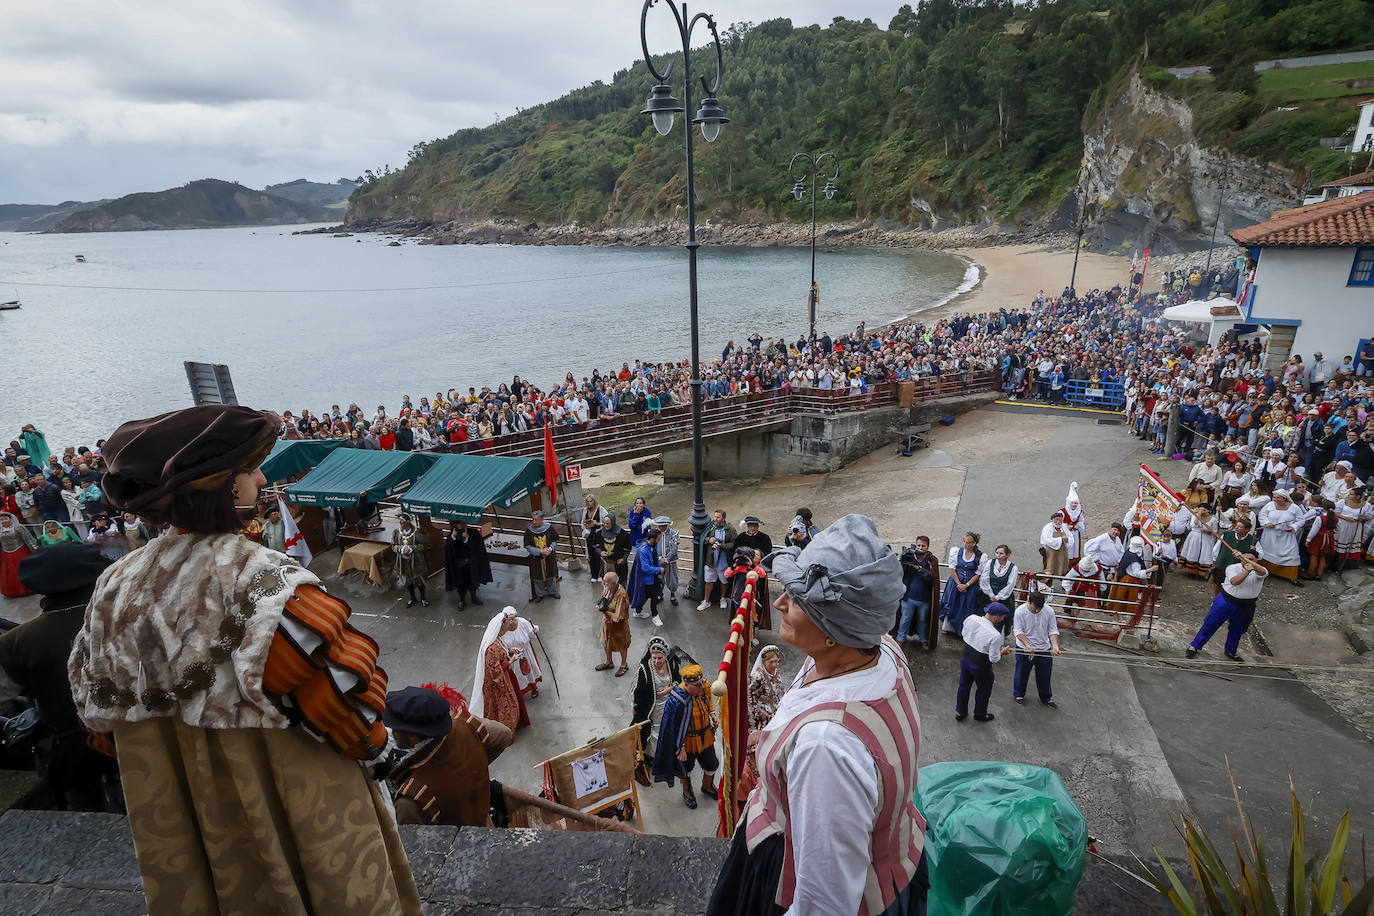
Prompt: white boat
<box><xmin>0</xmin><ymin>300</ymin><xmax>20</xmax><ymax>311</ymax></box>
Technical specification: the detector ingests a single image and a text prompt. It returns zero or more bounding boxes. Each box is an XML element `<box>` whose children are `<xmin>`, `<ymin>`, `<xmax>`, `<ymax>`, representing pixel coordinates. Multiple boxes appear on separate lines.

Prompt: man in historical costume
<box><xmin>895</xmin><ymin>535</ymin><xmax>941</xmax><ymax>649</ymax></box>
<box><xmin>391</xmin><ymin>512</ymin><xmax>430</xmax><ymax>607</ymax></box>
<box><xmin>67</xmin><ymin>405</ymin><xmax>421</xmax><ymax>916</ymax></box>
<box><xmin>627</xmin><ymin>527</ymin><xmax>665</xmax><ymax>625</ymax></box>
<box><xmin>443</xmin><ymin>520</ymin><xmax>492</xmax><ymax>609</ymax></box>
<box><xmin>1039</xmin><ymin>510</ymin><xmax>1071</xmax><ymax>578</ymax></box>
<box><xmin>1083</xmin><ymin>522</ymin><xmax>1127</xmax><ymax>571</ymax></box>
<box><xmin>696</xmin><ymin>509</ymin><xmax>737</xmax><ymax>611</ymax></box>
<box><xmin>724</xmin><ymin>545</ymin><xmax>772</xmax><ymax>630</ymax></box>
<box><xmin>596</xmin><ymin>571</ymin><xmax>633</xmax><ymax>676</ymax></box>
<box><xmin>498</xmin><ymin>607</ymin><xmax>544</xmax><ymax>698</ymax></box>
<box><xmin>731</xmin><ymin>517</ymin><xmax>773</xmax><ymax>628</ymax></box>
<box><xmin>581</xmin><ymin>496</ymin><xmax>610</xmax><ymax>579</ymax></box>
<box><xmin>653</xmin><ymin>516</ymin><xmax>682</xmax><ymax>606</ymax></box>
<box><xmin>956</xmin><ymin>601</ymin><xmax>1011</xmax><ymax>722</ymax></box>
<box><xmin>385</xmin><ymin>686</ymin><xmax>494</xmax><ymax>827</ymax></box>
<box><xmin>0</xmin><ymin>544</ymin><xmax>118</xmax><ymax>810</ymax></box>
<box><xmin>631</xmin><ymin>637</ymin><xmax>694</xmax><ymax>763</ymax></box>
<box><xmin>652</xmin><ymin>663</ymin><xmax>719</xmax><ymax>809</ymax></box>
<box><xmin>524</xmin><ymin>510</ymin><xmax>561</xmax><ymax>601</ymax></box>
<box><xmin>1012</xmin><ymin>592</ymin><xmax>1061</xmax><ymax>708</ymax></box>
<box><xmin>1187</xmin><ymin>549</ymin><xmax>1267</xmax><ymax>662</ymax></box>
<box><xmin>1210</xmin><ymin>517</ymin><xmax>1257</xmax><ymax>596</ymax></box>
<box><xmin>260</xmin><ymin>503</ymin><xmax>286</xmax><ymax>553</ymax></box>
<box><xmin>590</xmin><ymin>512</ymin><xmax>632</xmax><ymax>584</ymax></box>
<box><xmin>471</xmin><ymin>609</ymin><xmax>530</xmax><ymax>732</ymax></box>
<box><xmin>1257</xmin><ymin>490</ymin><xmax>1304</xmax><ymax>584</ymax></box>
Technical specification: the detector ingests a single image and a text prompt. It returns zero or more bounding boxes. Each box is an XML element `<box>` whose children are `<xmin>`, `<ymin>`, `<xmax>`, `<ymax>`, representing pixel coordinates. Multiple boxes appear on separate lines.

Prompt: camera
<box><xmin>900</xmin><ymin>545</ymin><xmax>926</xmax><ymax>567</ymax></box>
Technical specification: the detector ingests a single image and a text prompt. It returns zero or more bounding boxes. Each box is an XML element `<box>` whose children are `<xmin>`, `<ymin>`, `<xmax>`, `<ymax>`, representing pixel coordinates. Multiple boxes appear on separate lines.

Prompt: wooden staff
<box><xmin>711</xmin><ymin>572</ymin><xmax>757</xmax><ymax>837</ymax></box>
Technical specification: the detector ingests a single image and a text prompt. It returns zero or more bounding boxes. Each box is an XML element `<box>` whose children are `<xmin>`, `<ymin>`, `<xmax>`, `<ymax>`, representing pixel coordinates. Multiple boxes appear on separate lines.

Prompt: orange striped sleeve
<box><xmin>263</xmin><ymin>584</ymin><xmax>390</xmax><ymax>759</ymax></box>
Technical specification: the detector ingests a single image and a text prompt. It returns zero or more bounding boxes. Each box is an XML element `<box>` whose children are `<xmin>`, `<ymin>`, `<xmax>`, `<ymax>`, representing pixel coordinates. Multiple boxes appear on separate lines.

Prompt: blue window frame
<box><xmin>1351</xmin><ymin>247</ymin><xmax>1374</xmax><ymax>286</ymax></box>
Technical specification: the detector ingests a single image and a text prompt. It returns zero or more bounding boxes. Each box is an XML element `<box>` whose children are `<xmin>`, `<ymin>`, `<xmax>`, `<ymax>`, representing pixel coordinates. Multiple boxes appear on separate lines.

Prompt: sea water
<box><xmin>0</xmin><ymin>226</ymin><xmax>973</xmax><ymax>448</ymax></box>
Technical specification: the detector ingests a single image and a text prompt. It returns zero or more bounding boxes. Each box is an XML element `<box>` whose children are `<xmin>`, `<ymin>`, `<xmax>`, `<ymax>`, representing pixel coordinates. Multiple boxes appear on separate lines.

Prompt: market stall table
<box><xmin>338</xmin><ymin>541</ymin><xmax>392</xmax><ymax>587</ymax></box>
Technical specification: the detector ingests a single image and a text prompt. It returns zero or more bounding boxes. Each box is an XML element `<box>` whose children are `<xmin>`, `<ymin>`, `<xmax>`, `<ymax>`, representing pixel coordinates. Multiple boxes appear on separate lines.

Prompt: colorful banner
<box><xmin>1134</xmin><ymin>463</ymin><xmax>1183</xmax><ymax>548</ymax></box>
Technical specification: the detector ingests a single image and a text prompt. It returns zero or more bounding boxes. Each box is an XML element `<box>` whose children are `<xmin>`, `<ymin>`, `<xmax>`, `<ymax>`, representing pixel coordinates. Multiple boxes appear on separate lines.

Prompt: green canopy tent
<box><xmin>400</xmin><ymin>454</ymin><xmax>551</xmax><ymax>522</ymax></box>
<box><xmin>260</xmin><ymin>439</ymin><xmax>348</xmax><ymax>483</ymax></box>
<box><xmin>285</xmin><ymin>449</ymin><xmax>440</xmax><ymax>507</ymax></box>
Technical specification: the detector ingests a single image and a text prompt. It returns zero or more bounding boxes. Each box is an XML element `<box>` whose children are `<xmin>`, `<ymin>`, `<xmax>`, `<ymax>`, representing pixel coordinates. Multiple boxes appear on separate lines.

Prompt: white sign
<box><xmin>571</xmin><ymin>749</ymin><xmax>609</xmax><ymax>798</ymax></box>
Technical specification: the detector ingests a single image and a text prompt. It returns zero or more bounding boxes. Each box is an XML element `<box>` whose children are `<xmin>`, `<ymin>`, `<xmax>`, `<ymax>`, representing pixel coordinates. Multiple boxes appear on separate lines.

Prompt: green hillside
<box><xmin>50</xmin><ymin>179</ymin><xmax>335</xmax><ymax>232</ymax></box>
<box><xmin>350</xmin><ymin>0</ymin><xmax>1374</xmax><ymax>230</ymax></box>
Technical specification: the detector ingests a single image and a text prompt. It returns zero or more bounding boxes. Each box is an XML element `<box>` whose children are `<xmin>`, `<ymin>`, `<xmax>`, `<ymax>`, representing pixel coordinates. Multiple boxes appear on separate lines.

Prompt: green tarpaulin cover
<box><xmin>285</xmin><ymin>449</ymin><xmax>439</xmax><ymax>507</ymax></box>
<box><xmin>400</xmin><ymin>454</ymin><xmax>548</xmax><ymax>522</ymax></box>
<box><xmin>915</xmin><ymin>761</ymin><xmax>1087</xmax><ymax>916</ymax></box>
<box><xmin>260</xmin><ymin>439</ymin><xmax>347</xmax><ymax>483</ymax></box>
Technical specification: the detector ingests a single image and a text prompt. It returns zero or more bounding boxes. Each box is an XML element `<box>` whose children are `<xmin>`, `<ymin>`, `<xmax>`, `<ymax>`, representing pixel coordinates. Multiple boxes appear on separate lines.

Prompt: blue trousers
<box><xmin>1013</xmin><ymin>651</ymin><xmax>1054</xmax><ymax>702</ymax></box>
<box><xmin>896</xmin><ymin>597</ymin><xmax>931</xmax><ymax>642</ymax></box>
<box><xmin>956</xmin><ymin>656</ymin><xmax>994</xmax><ymax>718</ymax></box>
<box><xmin>1190</xmin><ymin>592</ymin><xmax>1255</xmax><ymax>655</ymax></box>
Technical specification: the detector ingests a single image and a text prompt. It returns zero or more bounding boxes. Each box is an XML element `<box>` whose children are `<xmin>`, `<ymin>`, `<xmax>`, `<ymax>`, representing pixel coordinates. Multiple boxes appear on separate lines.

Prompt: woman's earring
<box><xmin>825</xmin><ymin>638</ymin><xmax>836</xmax><ymax>648</ymax></box>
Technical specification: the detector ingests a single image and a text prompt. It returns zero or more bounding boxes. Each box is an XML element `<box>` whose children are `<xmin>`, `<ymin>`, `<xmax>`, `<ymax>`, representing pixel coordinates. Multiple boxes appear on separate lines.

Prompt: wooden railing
<box><xmin>430</xmin><ymin>370</ymin><xmax>999</xmax><ymax>466</ymax></box>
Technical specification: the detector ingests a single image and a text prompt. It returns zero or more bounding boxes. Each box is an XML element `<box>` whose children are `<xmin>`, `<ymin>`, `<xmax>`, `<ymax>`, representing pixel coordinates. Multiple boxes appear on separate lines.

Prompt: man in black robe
<box><xmin>443</xmin><ymin>520</ymin><xmax>492</xmax><ymax>609</ymax></box>
<box><xmin>588</xmin><ymin>513</ymin><xmax>632</xmax><ymax>585</ymax></box>
<box><xmin>733</xmin><ymin>516</ymin><xmax>773</xmax><ymax>561</ymax></box>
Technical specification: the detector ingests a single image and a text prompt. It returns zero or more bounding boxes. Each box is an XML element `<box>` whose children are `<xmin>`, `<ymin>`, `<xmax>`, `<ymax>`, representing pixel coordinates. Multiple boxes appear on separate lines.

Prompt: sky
<box><xmin>0</xmin><ymin>1</ymin><xmax>905</xmax><ymax>204</ymax></box>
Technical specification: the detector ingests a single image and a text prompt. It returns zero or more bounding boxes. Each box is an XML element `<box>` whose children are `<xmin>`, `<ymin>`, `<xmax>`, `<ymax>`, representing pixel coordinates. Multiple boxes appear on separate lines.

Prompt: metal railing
<box><xmin>1013</xmin><ymin>570</ymin><xmax>1158</xmax><ymax>640</ymax></box>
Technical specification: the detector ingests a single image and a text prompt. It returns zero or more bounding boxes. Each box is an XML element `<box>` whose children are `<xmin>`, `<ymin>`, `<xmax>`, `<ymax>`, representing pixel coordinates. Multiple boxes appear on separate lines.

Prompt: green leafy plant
<box><xmin>1129</xmin><ymin>773</ymin><xmax>1374</xmax><ymax>915</ymax></box>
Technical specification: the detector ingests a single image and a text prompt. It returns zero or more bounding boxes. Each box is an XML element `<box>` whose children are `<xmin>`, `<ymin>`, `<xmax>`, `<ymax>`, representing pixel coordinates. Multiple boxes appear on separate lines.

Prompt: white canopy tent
<box><xmin>1161</xmin><ymin>297</ymin><xmax>1250</xmax><ymax>346</ymax></box>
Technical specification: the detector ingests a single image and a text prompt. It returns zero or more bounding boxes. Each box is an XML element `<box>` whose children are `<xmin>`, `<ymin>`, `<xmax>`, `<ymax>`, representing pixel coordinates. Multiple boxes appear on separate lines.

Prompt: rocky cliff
<box><xmin>1078</xmin><ymin>68</ymin><xmax>1302</xmax><ymax>255</ymax></box>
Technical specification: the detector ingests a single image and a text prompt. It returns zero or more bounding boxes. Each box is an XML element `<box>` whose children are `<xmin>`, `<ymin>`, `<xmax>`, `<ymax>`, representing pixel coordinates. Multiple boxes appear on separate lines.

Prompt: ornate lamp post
<box><xmin>789</xmin><ymin>152</ymin><xmax>838</xmax><ymax>340</ymax></box>
<box><xmin>639</xmin><ymin>0</ymin><xmax>728</xmax><ymax>598</ymax></box>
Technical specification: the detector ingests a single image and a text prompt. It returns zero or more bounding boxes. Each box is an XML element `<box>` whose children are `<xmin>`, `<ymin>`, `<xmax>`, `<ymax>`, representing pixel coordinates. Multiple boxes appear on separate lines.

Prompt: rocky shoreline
<box><xmin>299</xmin><ymin>217</ymin><xmax>1072</xmax><ymax>251</ymax></box>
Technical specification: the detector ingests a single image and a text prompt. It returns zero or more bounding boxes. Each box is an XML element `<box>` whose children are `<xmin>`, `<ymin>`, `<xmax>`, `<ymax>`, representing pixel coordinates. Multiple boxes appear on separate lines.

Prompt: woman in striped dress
<box><xmin>1333</xmin><ymin>490</ymin><xmax>1372</xmax><ymax>569</ymax></box>
<box><xmin>1179</xmin><ymin>505</ymin><xmax>1221</xmax><ymax>577</ymax></box>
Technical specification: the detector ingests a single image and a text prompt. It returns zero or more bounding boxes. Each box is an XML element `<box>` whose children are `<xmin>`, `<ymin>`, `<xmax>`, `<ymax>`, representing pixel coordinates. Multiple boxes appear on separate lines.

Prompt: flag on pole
<box><xmin>1134</xmin><ymin>464</ymin><xmax>1184</xmax><ymax>548</ymax></box>
<box><xmin>542</xmin><ymin>423</ymin><xmax>560</xmax><ymax>498</ymax></box>
<box><xmin>278</xmin><ymin>497</ymin><xmax>313</xmax><ymax>567</ymax></box>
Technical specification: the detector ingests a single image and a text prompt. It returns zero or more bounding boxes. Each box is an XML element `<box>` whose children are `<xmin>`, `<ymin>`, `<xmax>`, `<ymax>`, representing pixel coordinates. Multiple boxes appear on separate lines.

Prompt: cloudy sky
<box><xmin>0</xmin><ymin>1</ymin><xmax>903</xmax><ymax>204</ymax></box>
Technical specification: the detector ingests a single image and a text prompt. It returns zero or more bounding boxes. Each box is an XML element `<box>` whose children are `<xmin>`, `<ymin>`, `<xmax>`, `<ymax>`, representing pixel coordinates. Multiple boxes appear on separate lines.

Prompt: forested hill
<box><xmin>50</xmin><ymin>179</ymin><xmax>334</xmax><ymax>232</ymax></box>
<box><xmin>347</xmin><ymin>0</ymin><xmax>1373</xmax><ymax>233</ymax></box>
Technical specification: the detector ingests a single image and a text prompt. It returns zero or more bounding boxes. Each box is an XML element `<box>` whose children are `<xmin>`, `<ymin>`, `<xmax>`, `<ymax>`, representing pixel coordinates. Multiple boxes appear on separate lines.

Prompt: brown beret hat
<box><xmin>101</xmin><ymin>406</ymin><xmax>279</xmax><ymax>512</ymax></box>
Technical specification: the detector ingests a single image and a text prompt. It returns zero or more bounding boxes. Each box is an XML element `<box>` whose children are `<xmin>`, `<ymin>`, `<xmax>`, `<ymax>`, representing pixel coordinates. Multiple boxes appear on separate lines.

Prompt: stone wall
<box><xmin>0</xmin><ymin>809</ymin><xmax>1171</xmax><ymax>914</ymax></box>
<box><xmin>662</xmin><ymin>392</ymin><xmax>998</xmax><ymax>481</ymax></box>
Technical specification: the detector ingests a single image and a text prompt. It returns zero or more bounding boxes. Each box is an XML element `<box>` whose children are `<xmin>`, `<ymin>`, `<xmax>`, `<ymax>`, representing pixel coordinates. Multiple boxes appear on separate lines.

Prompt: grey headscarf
<box><xmin>768</xmin><ymin>514</ymin><xmax>904</xmax><ymax>649</ymax></box>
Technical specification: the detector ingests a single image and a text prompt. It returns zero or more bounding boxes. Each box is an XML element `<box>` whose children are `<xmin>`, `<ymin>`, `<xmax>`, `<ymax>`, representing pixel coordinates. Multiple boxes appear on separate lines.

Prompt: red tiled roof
<box><xmin>1229</xmin><ymin>193</ymin><xmax>1374</xmax><ymax>247</ymax></box>
<box><xmin>1322</xmin><ymin>169</ymin><xmax>1374</xmax><ymax>188</ymax></box>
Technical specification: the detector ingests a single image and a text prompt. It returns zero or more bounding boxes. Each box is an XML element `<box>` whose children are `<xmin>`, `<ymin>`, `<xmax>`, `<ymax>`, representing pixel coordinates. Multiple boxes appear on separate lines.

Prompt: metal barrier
<box><xmin>1012</xmin><ymin>570</ymin><xmax>1158</xmax><ymax>641</ymax></box>
<box><xmin>1064</xmin><ymin>379</ymin><xmax>1126</xmax><ymax>410</ymax></box>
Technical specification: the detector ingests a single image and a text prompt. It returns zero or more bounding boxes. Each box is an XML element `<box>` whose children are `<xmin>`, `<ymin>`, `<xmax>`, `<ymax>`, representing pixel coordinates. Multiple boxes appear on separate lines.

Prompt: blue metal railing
<box><xmin>1064</xmin><ymin>379</ymin><xmax>1126</xmax><ymax>410</ymax></box>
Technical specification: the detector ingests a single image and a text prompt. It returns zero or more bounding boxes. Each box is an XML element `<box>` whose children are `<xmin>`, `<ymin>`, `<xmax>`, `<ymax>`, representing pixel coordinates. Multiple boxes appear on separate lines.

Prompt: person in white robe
<box><xmin>1332</xmin><ymin>492</ymin><xmax>1372</xmax><ymax>565</ymax></box>
<box><xmin>1062</xmin><ymin>482</ymin><xmax>1086</xmax><ymax>561</ymax></box>
<box><xmin>1039</xmin><ymin>511</ymin><xmax>1071</xmax><ymax>578</ymax></box>
<box><xmin>1257</xmin><ymin>491</ymin><xmax>1304</xmax><ymax>582</ymax></box>
<box><xmin>1179</xmin><ymin>505</ymin><xmax>1221</xmax><ymax>576</ymax></box>
<box><xmin>498</xmin><ymin>607</ymin><xmax>544</xmax><ymax>698</ymax></box>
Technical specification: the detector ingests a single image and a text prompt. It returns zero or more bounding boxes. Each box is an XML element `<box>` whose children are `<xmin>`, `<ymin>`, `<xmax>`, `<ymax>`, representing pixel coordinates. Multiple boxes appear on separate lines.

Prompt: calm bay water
<box><xmin>0</xmin><ymin>225</ymin><xmax>974</xmax><ymax>449</ymax></box>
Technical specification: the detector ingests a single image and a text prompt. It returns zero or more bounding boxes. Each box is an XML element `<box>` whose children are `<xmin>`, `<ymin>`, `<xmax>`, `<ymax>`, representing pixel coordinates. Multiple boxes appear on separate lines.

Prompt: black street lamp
<box><xmin>1203</xmin><ymin>163</ymin><xmax>1231</xmax><ymax>278</ymax></box>
<box><xmin>788</xmin><ymin>152</ymin><xmax>838</xmax><ymax>340</ymax></box>
<box><xmin>639</xmin><ymin>0</ymin><xmax>728</xmax><ymax>599</ymax></box>
<box><xmin>1068</xmin><ymin>182</ymin><xmax>1086</xmax><ymax>299</ymax></box>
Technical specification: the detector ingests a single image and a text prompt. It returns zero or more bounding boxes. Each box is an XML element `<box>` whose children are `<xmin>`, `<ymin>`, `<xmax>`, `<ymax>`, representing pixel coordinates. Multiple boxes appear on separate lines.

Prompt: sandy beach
<box><xmin>946</xmin><ymin>242</ymin><xmax>1133</xmax><ymax>315</ymax></box>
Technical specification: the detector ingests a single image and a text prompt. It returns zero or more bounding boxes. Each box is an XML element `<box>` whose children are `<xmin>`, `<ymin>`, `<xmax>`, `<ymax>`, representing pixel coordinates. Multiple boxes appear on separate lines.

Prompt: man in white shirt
<box><xmin>955</xmin><ymin>602</ymin><xmax>1010</xmax><ymax>723</ymax></box>
<box><xmin>1189</xmin><ymin>450</ymin><xmax>1224</xmax><ymax>495</ymax></box>
<box><xmin>1012</xmin><ymin>592</ymin><xmax>1061</xmax><ymax>707</ymax></box>
<box><xmin>1186</xmin><ymin>550</ymin><xmax>1266</xmax><ymax>662</ymax></box>
<box><xmin>1083</xmin><ymin>523</ymin><xmax>1127</xmax><ymax>572</ymax></box>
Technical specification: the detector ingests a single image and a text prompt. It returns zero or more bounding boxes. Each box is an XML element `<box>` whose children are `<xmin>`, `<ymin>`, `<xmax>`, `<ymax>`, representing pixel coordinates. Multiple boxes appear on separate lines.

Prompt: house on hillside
<box><xmin>1355</xmin><ymin>99</ymin><xmax>1374</xmax><ymax>153</ymax></box>
<box><xmin>1228</xmin><ymin>193</ymin><xmax>1374</xmax><ymax>368</ymax></box>
<box><xmin>1303</xmin><ymin>167</ymin><xmax>1374</xmax><ymax>205</ymax></box>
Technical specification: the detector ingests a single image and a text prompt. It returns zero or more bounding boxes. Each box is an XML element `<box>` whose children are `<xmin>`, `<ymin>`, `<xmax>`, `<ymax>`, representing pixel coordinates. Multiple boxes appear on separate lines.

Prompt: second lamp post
<box><xmin>789</xmin><ymin>152</ymin><xmax>838</xmax><ymax>341</ymax></box>
<box><xmin>639</xmin><ymin>0</ymin><xmax>728</xmax><ymax>598</ymax></box>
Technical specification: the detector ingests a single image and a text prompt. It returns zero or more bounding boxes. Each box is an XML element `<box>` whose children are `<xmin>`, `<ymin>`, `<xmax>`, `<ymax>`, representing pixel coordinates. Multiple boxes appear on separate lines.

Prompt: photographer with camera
<box><xmin>895</xmin><ymin>536</ymin><xmax>941</xmax><ymax>649</ymax></box>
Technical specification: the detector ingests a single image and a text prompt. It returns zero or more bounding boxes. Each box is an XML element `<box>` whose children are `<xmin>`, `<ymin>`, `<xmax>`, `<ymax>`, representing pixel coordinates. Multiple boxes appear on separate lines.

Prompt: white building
<box><xmin>1303</xmin><ymin>167</ymin><xmax>1374</xmax><ymax>205</ymax></box>
<box><xmin>1355</xmin><ymin>99</ymin><xmax>1374</xmax><ymax>153</ymax></box>
<box><xmin>1229</xmin><ymin>193</ymin><xmax>1374</xmax><ymax>369</ymax></box>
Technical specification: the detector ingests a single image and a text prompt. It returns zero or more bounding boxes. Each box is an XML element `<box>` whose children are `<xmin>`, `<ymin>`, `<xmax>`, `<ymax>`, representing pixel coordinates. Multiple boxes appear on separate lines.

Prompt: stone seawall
<box><xmin>662</xmin><ymin>391</ymin><xmax>999</xmax><ymax>480</ymax></box>
<box><xmin>0</xmin><ymin>809</ymin><xmax>1168</xmax><ymax>914</ymax></box>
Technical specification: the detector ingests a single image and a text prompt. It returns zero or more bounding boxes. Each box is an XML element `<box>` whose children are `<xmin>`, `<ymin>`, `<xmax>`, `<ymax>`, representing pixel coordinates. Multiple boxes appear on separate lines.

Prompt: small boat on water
<box><xmin>0</xmin><ymin>300</ymin><xmax>21</xmax><ymax>311</ymax></box>
<box><xmin>74</xmin><ymin>254</ymin><xmax>86</xmax><ymax>262</ymax></box>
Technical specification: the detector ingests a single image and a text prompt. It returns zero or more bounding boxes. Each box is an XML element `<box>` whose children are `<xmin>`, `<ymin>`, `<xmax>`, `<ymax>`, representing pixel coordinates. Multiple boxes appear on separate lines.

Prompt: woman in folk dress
<box><xmin>1333</xmin><ymin>490</ymin><xmax>1372</xmax><ymax>569</ymax></box>
<box><xmin>499</xmin><ymin>608</ymin><xmax>544</xmax><ymax>699</ymax></box>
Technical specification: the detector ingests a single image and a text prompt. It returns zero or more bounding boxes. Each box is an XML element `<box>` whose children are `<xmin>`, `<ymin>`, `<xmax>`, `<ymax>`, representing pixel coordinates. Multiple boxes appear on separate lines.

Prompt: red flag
<box><xmin>542</xmin><ymin>422</ymin><xmax>559</xmax><ymax>497</ymax></box>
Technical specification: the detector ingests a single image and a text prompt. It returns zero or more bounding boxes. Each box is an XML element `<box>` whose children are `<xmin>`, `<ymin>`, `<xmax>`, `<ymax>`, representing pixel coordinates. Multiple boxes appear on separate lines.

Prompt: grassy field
<box><xmin>1259</xmin><ymin>60</ymin><xmax>1374</xmax><ymax>103</ymax></box>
